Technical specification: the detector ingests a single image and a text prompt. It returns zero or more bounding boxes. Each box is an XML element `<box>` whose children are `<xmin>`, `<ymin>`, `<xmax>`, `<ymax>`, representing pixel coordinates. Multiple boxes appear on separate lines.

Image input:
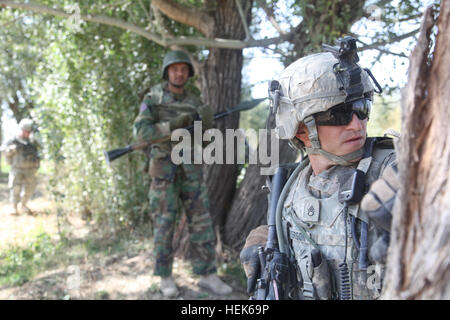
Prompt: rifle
<box><xmin>104</xmin><ymin>98</ymin><xmax>266</xmax><ymax>164</ymax></box>
<box><xmin>253</xmin><ymin>165</ymin><xmax>296</xmax><ymax>300</ymax></box>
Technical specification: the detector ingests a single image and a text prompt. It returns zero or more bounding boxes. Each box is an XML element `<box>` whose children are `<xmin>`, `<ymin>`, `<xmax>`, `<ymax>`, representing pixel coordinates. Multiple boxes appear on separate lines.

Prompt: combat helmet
<box><xmin>268</xmin><ymin>36</ymin><xmax>382</xmax><ymax>166</ymax></box>
<box><xmin>19</xmin><ymin>118</ymin><xmax>34</xmax><ymax>132</ymax></box>
<box><xmin>161</xmin><ymin>50</ymin><xmax>194</xmax><ymax>80</ymax></box>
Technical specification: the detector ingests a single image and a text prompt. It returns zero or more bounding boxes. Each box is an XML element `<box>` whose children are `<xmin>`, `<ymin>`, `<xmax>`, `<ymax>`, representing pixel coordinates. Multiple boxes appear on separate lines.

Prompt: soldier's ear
<box><xmin>295</xmin><ymin>123</ymin><xmax>311</xmax><ymax>146</ymax></box>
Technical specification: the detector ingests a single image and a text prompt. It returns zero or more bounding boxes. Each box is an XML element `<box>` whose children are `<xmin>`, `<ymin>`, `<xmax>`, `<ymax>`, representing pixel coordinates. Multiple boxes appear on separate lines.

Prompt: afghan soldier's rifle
<box><xmin>103</xmin><ymin>98</ymin><xmax>266</xmax><ymax>164</ymax></box>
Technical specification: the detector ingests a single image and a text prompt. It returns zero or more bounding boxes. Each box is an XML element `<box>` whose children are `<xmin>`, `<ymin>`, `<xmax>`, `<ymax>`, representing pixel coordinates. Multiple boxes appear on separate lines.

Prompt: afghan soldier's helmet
<box><xmin>161</xmin><ymin>50</ymin><xmax>195</xmax><ymax>80</ymax></box>
<box><xmin>19</xmin><ymin>118</ymin><xmax>34</xmax><ymax>131</ymax></box>
<box><xmin>274</xmin><ymin>52</ymin><xmax>375</xmax><ymax>140</ymax></box>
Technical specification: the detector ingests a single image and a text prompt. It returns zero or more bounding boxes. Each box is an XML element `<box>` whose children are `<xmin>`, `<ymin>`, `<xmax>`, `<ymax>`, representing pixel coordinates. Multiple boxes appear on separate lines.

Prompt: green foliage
<box><xmin>0</xmin><ymin>222</ymin><xmax>153</xmax><ymax>287</ymax></box>
<box><xmin>239</xmin><ymin>101</ymin><xmax>270</xmax><ymax>132</ymax></box>
<box><xmin>367</xmin><ymin>94</ymin><xmax>401</xmax><ymax>137</ymax></box>
<box><xmin>94</xmin><ymin>290</ymin><xmax>110</xmax><ymax>300</ymax></box>
<box><xmin>217</xmin><ymin>260</ymin><xmax>247</xmax><ymax>290</ymax></box>
<box><xmin>0</xmin><ymin>232</ymin><xmax>62</xmax><ymax>286</ymax></box>
<box><xmin>35</xmin><ymin>30</ymin><xmax>143</xmax><ymax>227</ymax></box>
<box><xmin>7</xmin><ymin>6</ymin><xmax>170</xmax><ymax>230</ymax></box>
<box><xmin>0</xmin><ymin>10</ymin><xmax>49</xmax><ymax>119</ymax></box>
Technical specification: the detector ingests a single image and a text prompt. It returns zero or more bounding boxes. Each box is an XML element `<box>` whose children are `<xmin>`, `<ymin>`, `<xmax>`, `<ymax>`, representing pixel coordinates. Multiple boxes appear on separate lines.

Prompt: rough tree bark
<box><xmin>382</xmin><ymin>3</ymin><xmax>450</xmax><ymax>299</ymax></box>
<box><xmin>197</xmin><ymin>1</ymin><xmax>253</xmax><ymax>230</ymax></box>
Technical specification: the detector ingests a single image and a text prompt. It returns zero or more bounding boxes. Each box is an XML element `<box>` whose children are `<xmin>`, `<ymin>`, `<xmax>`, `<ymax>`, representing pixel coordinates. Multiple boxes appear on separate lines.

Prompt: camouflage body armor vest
<box><xmin>9</xmin><ymin>137</ymin><xmax>40</xmax><ymax>170</ymax></box>
<box><xmin>146</xmin><ymin>83</ymin><xmax>202</xmax><ymax>156</ymax></box>
<box><xmin>139</xmin><ymin>83</ymin><xmax>209</xmax><ymax>180</ymax></box>
<box><xmin>281</xmin><ymin>138</ymin><xmax>395</xmax><ymax>300</ymax></box>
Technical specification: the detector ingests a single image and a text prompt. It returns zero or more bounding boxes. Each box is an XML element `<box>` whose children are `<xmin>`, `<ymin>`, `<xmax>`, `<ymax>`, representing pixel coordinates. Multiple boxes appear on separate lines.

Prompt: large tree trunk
<box><xmin>200</xmin><ymin>0</ymin><xmax>252</xmax><ymax>228</ymax></box>
<box><xmin>173</xmin><ymin>0</ymin><xmax>253</xmax><ymax>259</ymax></box>
<box><xmin>382</xmin><ymin>4</ymin><xmax>450</xmax><ymax>299</ymax></box>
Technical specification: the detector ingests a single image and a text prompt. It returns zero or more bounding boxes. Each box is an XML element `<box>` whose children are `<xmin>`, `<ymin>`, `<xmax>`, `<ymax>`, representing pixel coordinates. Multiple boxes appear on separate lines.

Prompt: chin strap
<box><xmin>303</xmin><ymin>115</ymin><xmax>364</xmax><ymax>166</ymax></box>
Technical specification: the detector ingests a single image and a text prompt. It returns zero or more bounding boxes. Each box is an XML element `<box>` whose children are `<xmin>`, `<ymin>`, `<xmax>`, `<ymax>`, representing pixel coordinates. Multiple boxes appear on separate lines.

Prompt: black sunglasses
<box><xmin>314</xmin><ymin>98</ymin><xmax>372</xmax><ymax>126</ymax></box>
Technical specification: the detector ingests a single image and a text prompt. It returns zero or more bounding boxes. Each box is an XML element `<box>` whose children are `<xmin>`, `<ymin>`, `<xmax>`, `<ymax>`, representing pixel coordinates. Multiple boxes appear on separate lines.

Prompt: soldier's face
<box><xmin>21</xmin><ymin>130</ymin><xmax>31</xmax><ymax>139</ymax></box>
<box><xmin>167</xmin><ymin>63</ymin><xmax>190</xmax><ymax>88</ymax></box>
<box><xmin>296</xmin><ymin>113</ymin><xmax>367</xmax><ymax>157</ymax></box>
<box><xmin>317</xmin><ymin>114</ymin><xmax>367</xmax><ymax>156</ymax></box>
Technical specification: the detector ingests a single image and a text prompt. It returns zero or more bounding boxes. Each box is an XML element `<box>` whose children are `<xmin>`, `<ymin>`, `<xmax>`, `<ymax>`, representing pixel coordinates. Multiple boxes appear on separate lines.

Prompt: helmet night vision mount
<box><xmin>322</xmin><ymin>36</ymin><xmax>382</xmax><ymax>101</ymax></box>
<box><xmin>268</xmin><ymin>36</ymin><xmax>382</xmax><ymax>117</ymax></box>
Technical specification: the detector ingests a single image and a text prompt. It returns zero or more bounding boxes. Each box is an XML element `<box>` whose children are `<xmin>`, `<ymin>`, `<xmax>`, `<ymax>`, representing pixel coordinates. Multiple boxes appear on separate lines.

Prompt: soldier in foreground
<box><xmin>133</xmin><ymin>50</ymin><xmax>232</xmax><ymax>298</ymax></box>
<box><xmin>2</xmin><ymin>118</ymin><xmax>41</xmax><ymax>215</ymax></box>
<box><xmin>240</xmin><ymin>38</ymin><xmax>399</xmax><ymax>300</ymax></box>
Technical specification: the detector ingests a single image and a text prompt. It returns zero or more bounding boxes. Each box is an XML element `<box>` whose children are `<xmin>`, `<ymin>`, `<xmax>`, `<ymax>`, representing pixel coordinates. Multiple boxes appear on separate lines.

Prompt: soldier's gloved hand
<box><xmin>361</xmin><ymin>162</ymin><xmax>400</xmax><ymax>233</ymax></box>
<box><xmin>239</xmin><ymin>225</ymin><xmax>268</xmax><ymax>294</ymax></box>
<box><xmin>169</xmin><ymin>113</ymin><xmax>194</xmax><ymax>130</ymax></box>
<box><xmin>361</xmin><ymin>162</ymin><xmax>399</xmax><ymax>264</ymax></box>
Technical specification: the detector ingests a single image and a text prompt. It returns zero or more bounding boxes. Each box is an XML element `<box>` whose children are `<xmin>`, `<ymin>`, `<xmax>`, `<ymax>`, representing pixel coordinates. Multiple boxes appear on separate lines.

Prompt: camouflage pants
<box><xmin>149</xmin><ymin>163</ymin><xmax>216</xmax><ymax>277</ymax></box>
<box><xmin>8</xmin><ymin>168</ymin><xmax>38</xmax><ymax>206</ymax></box>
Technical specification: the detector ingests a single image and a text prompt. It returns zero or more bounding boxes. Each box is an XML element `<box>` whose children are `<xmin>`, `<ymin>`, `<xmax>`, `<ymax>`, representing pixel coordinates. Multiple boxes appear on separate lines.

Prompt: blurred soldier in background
<box><xmin>2</xmin><ymin>118</ymin><xmax>41</xmax><ymax>215</ymax></box>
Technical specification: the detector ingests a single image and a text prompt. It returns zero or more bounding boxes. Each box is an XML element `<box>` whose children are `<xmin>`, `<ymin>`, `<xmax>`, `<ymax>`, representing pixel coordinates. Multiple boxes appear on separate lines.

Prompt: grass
<box><xmin>0</xmin><ymin>231</ymin><xmax>62</xmax><ymax>286</ymax></box>
<box><xmin>217</xmin><ymin>255</ymin><xmax>247</xmax><ymax>290</ymax></box>
<box><xmin>0</xmin><ymin>223</ymin><xmax>153</xmax><ymax>288</ymax></box>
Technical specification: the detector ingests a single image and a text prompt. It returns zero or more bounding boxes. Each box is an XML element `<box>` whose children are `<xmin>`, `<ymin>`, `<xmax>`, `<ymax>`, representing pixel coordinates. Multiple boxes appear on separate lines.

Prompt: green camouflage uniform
<box><xmin>133</xmin><ymin>82</ymin><xmax>216</xmax><ymax>277</ymax></box>
<box><xmin>4</xmin><ymin>135</ymin><xmax>41</xmax><ymax>208</ymax></box>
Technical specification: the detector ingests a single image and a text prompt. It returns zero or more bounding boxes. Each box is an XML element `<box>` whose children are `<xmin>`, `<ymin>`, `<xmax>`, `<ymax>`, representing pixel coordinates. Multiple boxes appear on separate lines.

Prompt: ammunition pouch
<box><xmin>298</xmin><ymin>249</ymin><xmax>332</xmax><ymax>300</ymax></box>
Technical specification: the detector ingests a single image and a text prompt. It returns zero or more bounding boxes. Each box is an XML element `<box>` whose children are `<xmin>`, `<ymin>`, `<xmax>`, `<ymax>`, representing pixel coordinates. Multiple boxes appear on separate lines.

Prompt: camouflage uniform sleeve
<box><xmin>133</xmin><ymin>97</ymin><xmax>171</xmax><ymax>143</ymax></box>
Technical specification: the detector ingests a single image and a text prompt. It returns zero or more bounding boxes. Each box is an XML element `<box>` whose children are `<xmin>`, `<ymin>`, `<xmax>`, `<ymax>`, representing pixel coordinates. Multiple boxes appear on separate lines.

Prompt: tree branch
<box><xmin>356</xmin><ymin>38</ymin><xmax>409</xmax><ymax>58</ymax></box>
<box><xmin>0</xmin><ymin>0</ymin><xmax>291</xmax><ymax>49</ymax></box>
<box><xmin>0</xmin><ymin>0</ymin><xmax>165</xmax><ymax>44</ymax></box>
<box><xmin>0</xmin><ymin>13</ymin><xmax>26</xmax><ymax>26</ymax></box>
<box><xmin>235</xmin><ymin>0</ymin><xmax>252</xmax><ymax>40</ymax></box>
<box><xmin>256</xmin><ymin>0</ymin><xmax>288</xmax><ymax>35</ymax></box>
<box><xmin>355</xmin><ymin>28</ymin><xmax>420</xmax><ymax>51</ymax></box>
<box><xmin>151</xmin><ymin>0</ymin><xmax>215</xmax><ymax>38</ymax></box>
<box><xmin>151</xmin><ymin>3</ymin><xmax>172</xmax><ymax>39</ymax></box>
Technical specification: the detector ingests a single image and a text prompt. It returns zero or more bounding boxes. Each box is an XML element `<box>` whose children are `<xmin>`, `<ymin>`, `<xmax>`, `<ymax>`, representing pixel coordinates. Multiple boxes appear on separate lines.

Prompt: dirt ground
<box><xmin>0</xmin><ymin>173</ymin><xmax>248</xmax><ymax>300</ymax></box>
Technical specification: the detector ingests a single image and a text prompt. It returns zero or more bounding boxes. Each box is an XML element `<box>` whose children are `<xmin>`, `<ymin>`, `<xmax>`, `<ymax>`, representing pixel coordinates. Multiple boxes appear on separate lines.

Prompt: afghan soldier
<box><xmin>240</xmin><ymin>38</ymin><xmax>399</xmax><ymax>300</ymax></box>
<box><xmin>133</xmin><ymin>50</ymin><xmax>232</xmax><ymax>298</ymax></box>
<box><xmin>3</xmin><ymin>118</ymin><xmax>41</xmax><ymax>215</ymax></box>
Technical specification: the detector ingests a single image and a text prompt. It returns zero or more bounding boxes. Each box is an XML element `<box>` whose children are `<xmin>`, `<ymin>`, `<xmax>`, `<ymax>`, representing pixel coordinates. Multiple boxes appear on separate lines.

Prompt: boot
<box><xmin>9</xmin><ymin>204</ymin><xmax>19</xmax><ymax>216</ymax></box>
<box><xmin>198</xmin><ymin>273</ymin><xmax>233</xmax><ymax>296</ymax></box>
<box><xmin>21</xmin><ymin>203</ymin><xmax>33</xmax><ymax>215</ymax></box>
<box><xmin>160</xmin><ymin>276</ymin><xmax>178</xmax><ymax>298</ymax></box>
